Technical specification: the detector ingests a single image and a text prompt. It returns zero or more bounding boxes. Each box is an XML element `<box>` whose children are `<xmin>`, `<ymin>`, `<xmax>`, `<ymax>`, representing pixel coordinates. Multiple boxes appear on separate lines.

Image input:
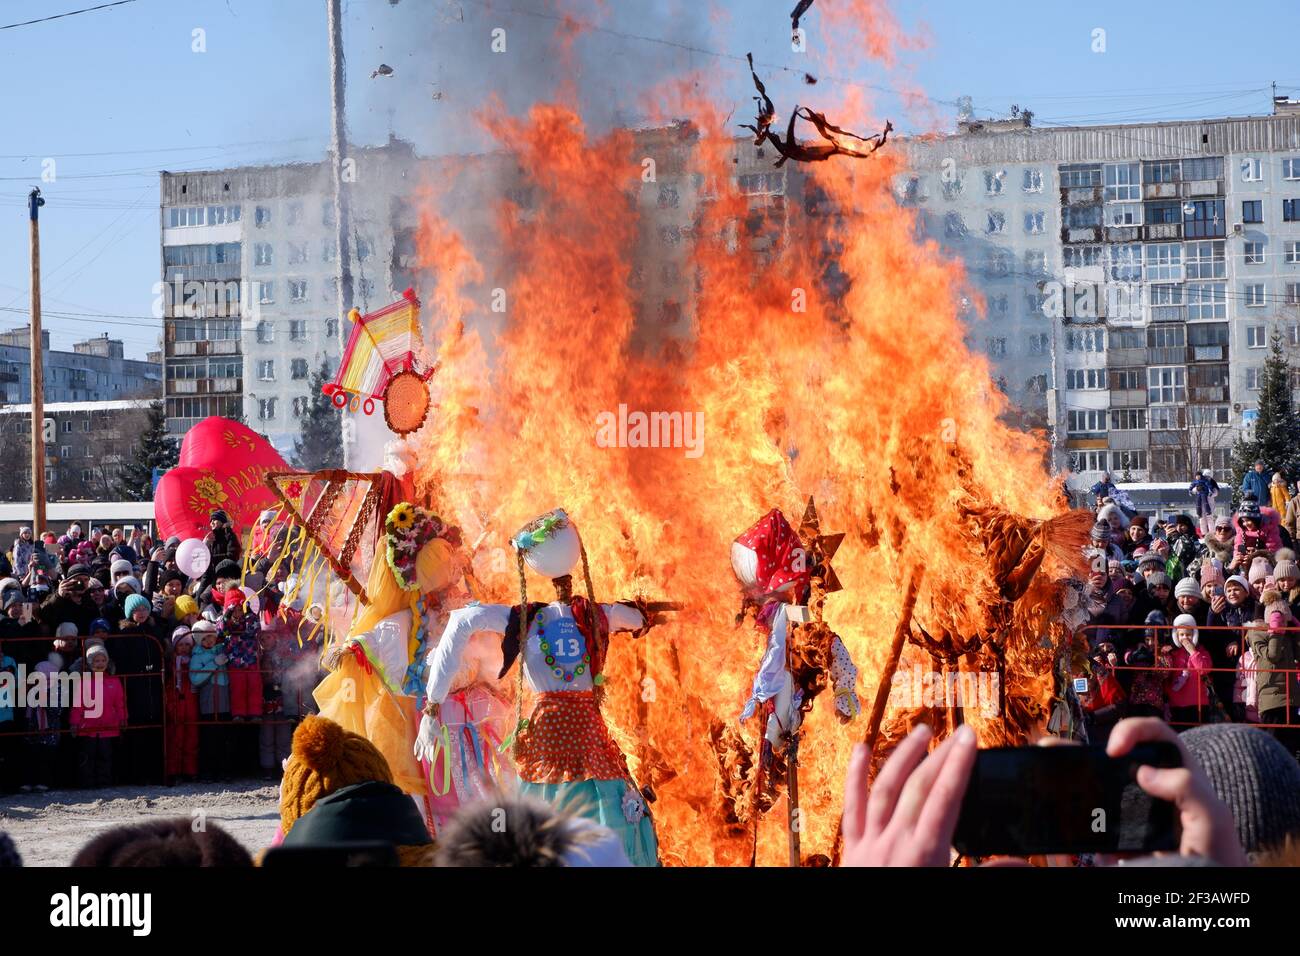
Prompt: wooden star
<box><xmin>798</xmin><ymin>496</ymin><xmax>844</xmax><ymax>593</ymax></box>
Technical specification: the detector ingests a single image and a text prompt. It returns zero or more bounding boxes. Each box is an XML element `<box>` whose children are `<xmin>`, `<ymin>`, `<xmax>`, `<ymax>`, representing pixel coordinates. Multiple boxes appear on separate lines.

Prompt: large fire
<box><xmin>396</xmin><ymin>0</ymin><xmax>1081</xmax><ymax>865</ymax></box>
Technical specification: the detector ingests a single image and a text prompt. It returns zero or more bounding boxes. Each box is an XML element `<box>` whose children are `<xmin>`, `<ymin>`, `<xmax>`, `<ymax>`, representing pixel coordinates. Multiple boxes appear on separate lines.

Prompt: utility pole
<box><xmin>326</xmin><ymin>0</ymin><xmax>355</xmax><ymax>466</ymax></box>
<box><xmin>28</xmin><ymin>187</ymin><xmax>46</xmax><ymax>532</ymax></box>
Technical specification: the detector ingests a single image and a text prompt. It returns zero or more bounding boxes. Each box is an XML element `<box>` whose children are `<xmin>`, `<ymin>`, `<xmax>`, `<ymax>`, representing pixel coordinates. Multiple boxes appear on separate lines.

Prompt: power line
<box><xmin>0</xmin><ymin>0</ymin><xmax>138</xmax><ymax>31</ymax></box>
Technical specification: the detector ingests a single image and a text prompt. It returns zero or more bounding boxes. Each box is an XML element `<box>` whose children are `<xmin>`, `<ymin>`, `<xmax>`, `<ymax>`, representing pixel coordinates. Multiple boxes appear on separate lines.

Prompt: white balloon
<box><xmin>176</xmin><ymin>538</ymin><xmax>211</xmax><ymax>578</ymax></box>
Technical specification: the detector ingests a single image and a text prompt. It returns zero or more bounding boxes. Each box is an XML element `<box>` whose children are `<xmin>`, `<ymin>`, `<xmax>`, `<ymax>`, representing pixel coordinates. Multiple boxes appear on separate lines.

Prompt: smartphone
<box><xmin>1213</xmin><ymin>585</ymin><xmax>1225</xmax><ymax>598</ymax></box>
<box><xmin>953</xmin><ymin>742</ymin><xmax>1181</xmax><ymax>857</ymax></box>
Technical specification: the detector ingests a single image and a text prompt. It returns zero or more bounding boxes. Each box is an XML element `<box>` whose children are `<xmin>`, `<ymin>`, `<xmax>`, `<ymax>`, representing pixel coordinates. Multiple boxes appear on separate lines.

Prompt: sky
<box><xmin>0</xmin><ymin>0</ymin><xmax>1297</xmax><ymax>358</ymax></box>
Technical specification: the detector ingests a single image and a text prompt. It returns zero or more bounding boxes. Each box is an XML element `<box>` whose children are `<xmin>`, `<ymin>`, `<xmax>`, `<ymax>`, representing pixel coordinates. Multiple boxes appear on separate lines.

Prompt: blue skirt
<box><xmin>520</xmin><ymin>778</ymin><xmax>659</xmax><ymax>867</ymax></box>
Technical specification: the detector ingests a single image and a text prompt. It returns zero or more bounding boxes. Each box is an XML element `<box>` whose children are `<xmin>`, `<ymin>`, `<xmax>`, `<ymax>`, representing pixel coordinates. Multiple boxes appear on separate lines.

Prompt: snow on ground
<box><xmin>0</xmin><ymin>779</ymin><xmax>281</xmax><ymax>866</ymax></box>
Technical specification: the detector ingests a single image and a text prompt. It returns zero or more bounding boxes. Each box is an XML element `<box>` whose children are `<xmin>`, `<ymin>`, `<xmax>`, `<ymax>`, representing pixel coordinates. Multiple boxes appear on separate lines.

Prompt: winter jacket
<box><xmin>1168</xmin><ymin>643</ymin><xmax>1214</xmax><ymax>708</ymax></box>
<box><xmin>1273</xmin><ymin>484</ymin><xmax>1292</xmax><ymax>515</ymax></box>
<box><xmin>1126</xmin><ymin>643</ymin><xmax>1170</xmax><ymax>711</ymax></box>
<box><xmin>12</xmin><ymin>538</ymin><xmax>34</xmax><ymax>578</ymax></box>
<box><xmin>189</xmin><ymin>641</ymin><xmax>230</xmax><ymax>716</ymax></box>
<box><xmin>1203</xmin><ymin>534</ymin><xmax>1234</xmax><ymax>566</ymax></box>
<box><xmin>1189</xmin><ymin>476</ymin><xmax>1220</xmax><ymax>516</ymax></box>
<box><xmin>1233</xmin><ymin>511</ymin><xmax>1284</xmax><ymax>557</ymax></box>
<box><xmin>1242</xmin><ymin>470</ymin><xmax>1270</xmax><ymax>506</ymax></box>
<box><xmin>112</xmin><ymin>626</ymin><xmax>165</xmax><ymax>723</ymax></box>
<box><xmin>1166</xmin><ymin>531</ymin><xmax>1203</xmax><ymax>582</ymax></box>
<box><xmin>71</xmin><ymin>673</ymin><xmax>127</xmax><ymax>738</ymax></box>
<box><xmin>1246</xmin><ymin>624</ymin><xmax>1299</xmax><ymax>716</ymax></box>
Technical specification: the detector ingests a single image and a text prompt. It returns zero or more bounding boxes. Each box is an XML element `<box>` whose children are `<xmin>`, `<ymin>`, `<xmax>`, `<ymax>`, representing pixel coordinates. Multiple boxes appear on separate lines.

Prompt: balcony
<box><xmin>1151</xmin><ymin>429</ymin><xmax>1186</xmax><ymax>447</ymax></box>
<box><xmin>1143</xmin><ymin>183</ymin><xmax>1179</xmax><ymax>200</ymax></box>
<box><xmin>1147</xmin><ymin>347</ymin><xmax>1186</xmax><ymax>365</ymax></box>
<box><xmin>211</xmin><ymin>378</ymin><xmax>239</xmax><ymax>393</ymax></box>
<box><xmin>1150</xmin><ymin>305</ymin><xmax>1187</xmax><ymax>323</ymax></box>
<box><xmin>1104</xmin><ymin>225</ymin><xmax>1140</xmax><ymax>243</ymax></box>
<box><xmin>1064</xmin><ymin>186</ymin><xmax>1102</xmax><ymax>205</ymax></box>
<box><xmin>1107</xmin><ymin>347</ymin><xmax>1147</xmax><ymax>367</ymax></box>
<box><xmin>210</xmin><ymin>340</ymin><xmax>239</xmax><ymax>355</ymax></box>
<box><xmin>1142</xmin><ymin>222</ymin><xmax>1182</xmax><ymax>241</ymax></box>
<box><xmin>1108</xmin><ymin>430</ymin><xmax>1149</xmax><ymax>451</ymax></box>
<box><xmin>1189</xmin><ymin>386</ymin><xmax>1228</xmax><ymax>403</ymax></box>
<box><xmin>169</xmin><ymin>380</ymin><xmax>198</xmax><ymax>395</ymax></box>
<box><xmin>1182</xmin><ymin>180</ymin><xmax>1223</xmax><ymax>198</ymax></box>
<box><xmin>1064</xmin><ymin>226</ymin><xmax>1102</xmax><ymax>244</ymax></box>
<box><xmin>1109</xmin><ymin>388</ymin><xmax>1147</xmax><ymax>407</ymax></box>
<box><xmin>1192</xmin><ymin>345</ymin><xmax>1225</xmax><ymax>362</ymax></box>
<box><xmin>172</xmin><ymin>342</ymin><xmax>198</xmax><ymax>356</ymax></box>
<box><xmin>164</xmin><ymin>263</ymin><xmax>240</xmax><ymax>283</ymax></box>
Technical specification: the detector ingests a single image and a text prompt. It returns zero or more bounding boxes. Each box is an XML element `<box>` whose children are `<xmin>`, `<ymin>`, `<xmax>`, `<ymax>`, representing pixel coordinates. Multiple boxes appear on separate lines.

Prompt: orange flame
<box><xmin>399</xmin><ymin>0</ymin><xmax>1071</xmax><ymax>865</ymax></box>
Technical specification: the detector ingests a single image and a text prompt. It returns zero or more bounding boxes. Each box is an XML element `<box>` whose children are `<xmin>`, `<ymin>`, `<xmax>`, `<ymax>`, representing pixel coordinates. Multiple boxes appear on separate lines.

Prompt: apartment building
<box><xmin>0</xmin><ymin>329</ymin><xmax>160</xmax><ymax>405</ymax></box>
<box><xmin>898</xmin><ymin>107</ymin><xmax>1300</xmax><ymax>489</ymax></box>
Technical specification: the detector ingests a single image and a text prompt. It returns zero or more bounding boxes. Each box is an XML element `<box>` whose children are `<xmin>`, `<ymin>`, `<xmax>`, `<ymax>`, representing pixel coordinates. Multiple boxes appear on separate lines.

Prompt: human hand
<box><xmin>1225</xmin><ymin>642</ymin><xmax>1239</xmax><ymax>658</ymax></box>
<box><xmin>1210</xmin><ymin>595</ymin><xmax>1227</xmax><ymax>614</ymax></box>
<box><xmin>841</xmin><ymin>723</ymin><xmax>977</xmax><ymax>867</ymax></box>
<box><xmin>413</xmin><ymin>712</ymin><xmax>442</xmax><ymax>762</ymax></box>
<box><xmin>1106</xmin><ymin>717</ymin><xmax>1247</xmax><ymax>866</ymax></box>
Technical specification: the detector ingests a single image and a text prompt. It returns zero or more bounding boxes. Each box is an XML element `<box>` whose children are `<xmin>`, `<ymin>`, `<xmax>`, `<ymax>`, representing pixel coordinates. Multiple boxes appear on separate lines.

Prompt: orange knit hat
<box><xmin>279</xmin><ymin>715</ymin><xmax>394</xmax><ymax>834</ymax></box>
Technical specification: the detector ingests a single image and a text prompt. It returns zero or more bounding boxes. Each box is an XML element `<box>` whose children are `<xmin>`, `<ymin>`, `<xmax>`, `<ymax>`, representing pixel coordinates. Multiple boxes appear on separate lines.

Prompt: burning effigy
<box><xmin>271</xmin><ymin>1</ymin><xmax>1098</xmax><ymax>866</ymax></box>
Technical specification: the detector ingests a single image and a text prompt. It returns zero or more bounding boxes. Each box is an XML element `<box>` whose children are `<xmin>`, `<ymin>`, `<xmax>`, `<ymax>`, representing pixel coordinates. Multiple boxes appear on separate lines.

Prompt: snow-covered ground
<box><xmin>0</xmin><ymin>780</ymin><xmax>281</xmax><ymax>866</ymax></box>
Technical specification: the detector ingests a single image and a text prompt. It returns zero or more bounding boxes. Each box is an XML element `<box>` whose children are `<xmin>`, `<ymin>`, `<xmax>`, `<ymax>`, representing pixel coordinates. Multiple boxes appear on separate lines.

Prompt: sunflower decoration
<box><xmin>387</xmin><ymin>502</ymin><xmax>417</xmax><ymax>534</ymax></box>
<box><xmin>384</xmin><ymin>501</ymin><xmax>455</xmax><ymax>590</ymax></box>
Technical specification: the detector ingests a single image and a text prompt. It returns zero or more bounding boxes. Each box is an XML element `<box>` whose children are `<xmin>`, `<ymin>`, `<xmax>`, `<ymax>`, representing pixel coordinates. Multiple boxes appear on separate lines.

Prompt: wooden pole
<box><xmin>862</xmin><ymin>569</ymin><xmax>923</xmax><ymax>753</ymax></box>
<box><xmin>786</xmin><ymin>730</ymin><xmax>801</xmax><ymax>867</ymax></box>
<box><xmin>326</xmin><ymin>0</ymin><xmax>354</xmax><ymax>465</ymax></box>
<box><xmin>28</xmin><ymin>188</ymin><xmax>46</xmax><ymax>533</ymax></box>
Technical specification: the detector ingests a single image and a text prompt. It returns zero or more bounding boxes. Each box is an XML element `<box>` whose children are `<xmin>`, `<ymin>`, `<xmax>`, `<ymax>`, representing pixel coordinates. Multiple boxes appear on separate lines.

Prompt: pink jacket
<box><xmin>1167</xmin><ymin>644</ymin><xmax>1213</xmax><ymax>708</ymax></box>
<box><xmin>71</xmin><ymin>674</ymin><xmax>127</xmax><ymax>738</ymax></box>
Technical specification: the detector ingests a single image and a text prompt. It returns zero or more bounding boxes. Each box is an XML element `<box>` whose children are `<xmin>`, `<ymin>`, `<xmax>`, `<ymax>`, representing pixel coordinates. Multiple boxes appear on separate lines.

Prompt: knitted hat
<box><xmin>1090</xmin><ymin>520</ymin><xmax>1111</xmax><ymax>542</ymax></box>
<box><xmin>191</xmin><ymin>620</ymin><xmax>217</xmax><ymax>635</ymax></box>
<box><xmin>116</xmin><ymin>576</ymin><xmax>141</xmax><ymax>595</ymax></box>
<box><xmin>280</xmin><ymin>716</ymin><xmax>394</xmax><ymax>835</ymax></box>
<box><xmin>1226</xmin><ymin>574</ymin><xmax>1251</xmax><ymax>593</ymax></box>
<box><xmin>89</xmin><ymin>618</ymin><xmax>111</xmax><ymax>634</ymax></box>
<box><xmin>1174</xmin><ymin>578</ymin><xmax>1201</xmax><ymax>600</ymax></box>
<box><xmin>1172</xmin><ymin>613</ymin><xmax>1199</xmax><ymax>644</ymax></box>
<box><xmin>1181</xmin><ymin>724</ymin><xmax>1300</xmax><ymax>856</ymax></box>
<box><xmin>54</xmin><ymin>622</ymin><xmax>78</xmax><ymax>638</ymax></box>
<box><xmin>110</xmin><ymin>559</ymin><xmax>133</xmax><ymax>577</ymax></box>
<box><xmin>173</xmin><ymin>594</ymin><xmax>199</xmax><ymax>619</ymax></box>
<box><xmin>1238</xmin><ymin>500</ymin><xmax>1262</xmax><ymax>522</ymax></box>
<box><xmin>66</xmin><ymin>564</ymin><xmax>92</xmax><ymax>579</ymax></box>
<box><xmin>222</xmin><ymin>588</ymin><xmax>248</xmax><ymax>611</ymax></box>
<box><xmin>214</xmin><ymin>559</ymin><xmax>241</xmax><ymax>581</ymax></box>
<box><xmin>1137</xmin><ymin>552</ymin><xmax>1164</xmax><ymax>569</ymax></box>
<box><xmin>171</xmin><ymin>626</ymin><xmax>192</xmax><ymax>646</ymax></box>
<box><xmin>1249</xmin><ymin>558</ymin><xmax>1273</xmax><ymax>584</ymax></box>
<box><xmin>210</xmin><ymin>510</ymin><xmax>230</xmax><ymax>525</ymax></box>
<box><xmin>1130</xmin><ymin>515</ymin><xmax>1149</xmax><ymax>529</ymax></box>
<box><xmin>1200</xmin><ymin>564</ymin><xmax>1226</xmax><ymax>586</ymax></box>
<box><xmin>1274</xmin><ymin>560</ymin><xmax>1300</xmax><ymax>582</ymax></box>
<box><xmin>1147</xmin><ymin>572</ymin><xmax>1172</xmax><ymax>589</ymax></box>
<box><xmin>1214</xmin><ymin>516</ymin><xmax>1232</xmax><ymax>529</ymax></box>
<box><xmin>123</xmin><ymin>594</ymin><xmax>150</xmax><ymax>618</ymax></box>
<box><xmin>1144</xmin><ymin>609</ymin><xmax>1167</xmax><ymax>626</ymax></box>
<box><xmin>85</xmin><ymin>642</ymin><xmax>110</xmax><ymax>662</ymax></box>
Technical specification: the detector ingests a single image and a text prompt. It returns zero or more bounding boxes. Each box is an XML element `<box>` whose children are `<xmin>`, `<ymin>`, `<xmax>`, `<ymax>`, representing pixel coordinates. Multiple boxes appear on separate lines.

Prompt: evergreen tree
<box><xmin>1230</xmin><ymin>331</ymin><xmax>1300</xmax><ymax>502</ymax></box>
<box><xmin>294</xmin><ymin>360</ymin><xmax>344</xmax><ymax>470</ymax></box>
<box><xmin>115</xmin><ymin>401</ymin><xmax>179</xmax><ymax>501</ymax></box>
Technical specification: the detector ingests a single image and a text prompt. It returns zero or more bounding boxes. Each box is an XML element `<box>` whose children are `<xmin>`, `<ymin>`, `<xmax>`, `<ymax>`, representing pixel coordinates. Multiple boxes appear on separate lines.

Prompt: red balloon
<box><xmin>155</xmin><ymin>418</ymin><xmax>288</xmax><ymax>541</ymax></box>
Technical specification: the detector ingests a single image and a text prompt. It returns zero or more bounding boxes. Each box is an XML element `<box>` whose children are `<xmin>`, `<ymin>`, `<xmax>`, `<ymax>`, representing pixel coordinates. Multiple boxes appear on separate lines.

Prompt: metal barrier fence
<box><xmin>0</xmin><ymin>632</ymin><xmax>320</xmax><ymax>785</ymax></box>
<box><xmin>1078</xmin><ymin>623</ymin><xmax>1298</xmax><ymax>729</ymax></box>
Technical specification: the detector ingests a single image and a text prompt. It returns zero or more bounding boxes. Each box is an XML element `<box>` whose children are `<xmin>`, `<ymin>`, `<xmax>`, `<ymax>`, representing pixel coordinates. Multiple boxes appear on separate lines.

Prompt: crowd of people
<box><xmin>0</xmin><ymin>510</ymin><xmax>322</xmax><ymax>793</ymax></box>
<box><xmin>1079</xmin><ymin>462</ymin><xmax>1300</xmax><ymax>755</ymax></box>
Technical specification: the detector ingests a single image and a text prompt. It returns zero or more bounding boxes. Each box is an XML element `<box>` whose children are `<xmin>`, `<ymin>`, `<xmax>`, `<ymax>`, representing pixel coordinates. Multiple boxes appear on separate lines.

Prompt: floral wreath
<box><xmin>384</xmin><ymin>502</ymin><xmax>460</xmax><ymax>591</ymax></box>
<box><xmin>512</xmin><ymin>509</ymin><xmax>569</xmax><ymax>552</ymax></box>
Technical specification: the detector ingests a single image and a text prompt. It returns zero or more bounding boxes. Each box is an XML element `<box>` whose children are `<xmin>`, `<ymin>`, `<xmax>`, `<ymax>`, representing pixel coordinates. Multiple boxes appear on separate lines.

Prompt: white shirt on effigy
<box><xmin>424</xmin><ymin>601</ymin><xmax>645</xmax><ymax>704</ymax></box>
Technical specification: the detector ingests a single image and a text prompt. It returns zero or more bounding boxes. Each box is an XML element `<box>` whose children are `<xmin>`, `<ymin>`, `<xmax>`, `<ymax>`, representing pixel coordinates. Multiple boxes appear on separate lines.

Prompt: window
<box><xmin>1149</xmin><ymin>406</ymin><xmax>1185</xmax><ymax>430</ymax></box>
<box><xmin>257</xmin><ymin>281</ymin><xmax>274</xmax><ymax>304</ymax></box>
<box><xmin>1186</xmin><ymin>282</ymin><xmax>1226</xmax><ymax>320</ymax></box>
<box><xmin>288</xmin><ymin>242</ymin><xmax>309</xmax><ymax>265</ymax></box>
<box><xmin>1147</xmin><ymin>324</ymin><xmax>1185</xmax><ymax>349</ymax></box>
<box><xmin>1027</xmin><ymin>333</ymin><xmax>1049</xmax><ymax>354</ymax></box>
<box><xmin>1247</xmin><ymin>367</ymin><xmax>1263</xmax><ymax>390</ymax></box>
<box><xmin>287</xmin><ymin>201</ymin><xmax>303</xmax><ymax>226</ymax></box>
<box><xmin>258</xmin><ymin>360</ymin><xmax>276</xmax><ymax>381</ymax></box>
<box><xmin>255</xmin><ymin>206</ymin><xmax>271</xmax><ymax>227</ymax></box>
<box><xmin>985</xmin><ymin>337</ymin><xmax>1006</xmax><ymax>358</ymax></box>
<box><xmin>1245</xmin><ymin>283</ymin><xmax>1266</xmax><ymax>307</ymax></box>
<box><xmin>1247</xmin><ymin>325</ymin><xmax>1268</xmax><ymax>348</ymax></box>
<box><xmin>1107</xmin><ymin>244</ymin><xmax>1143</xmax><ymax>281</ymax></box>
<box><xmin>986</xmin><ymin>211</ymin><xmax>1006</xmax><ymax>234</ymax></box>
<box><xmin>1110</xmin><ymin>409</ymin><xmax>1146</xmax><ymax>430</ymax></box>
<box><xmin>258</xmin><ymin>398</ymin><xmax>277</xmax><ymax>420</ymax></box>
<box><xmin>256</xmin><ymin>320</ymin><xmax>275</xmax><ymax>344</ymax></box>
<box><xmin>81</xmin><ymin>418</ymin><xmax>90</xmax><ymax>433</ymax></box>
<box><xmin>1024</xmin><ymin>211</ymin><xmax>1045</xmax><ymax>234</ymax></box>
<box><xmin>1060</xmin><ymin>164</ymin><xmax>1101</xmax><ymax>189</ymax></box>
<box><xmin>323</xmin><ymin>201</ymin><xmax>336</xmax><ymax>227</ymax></box>
<box><xmin>1285</xmin><ymin>241</ymin><xmax>1300</xmax><ymax>264</ymax></box>
<box><xmin>322</xmin><ymin>238</ymin><xmax>337</xmax><ymax>263</ymax></box>
<box><xmin>1287</xmin><ymin>282</ymin><xmax>1300</xmax><ymax>306</ymax></box>
<box><xmin>356</xmin><ymin>237</ymin><xmax>373</xmax><ymax>260</ymax></box>
<box><xmin>1243</xmin><ymin>200</ymin><xmax>1263</xmax><ymax>224</ymax></box>
<box><xmin>1068</xmin><ymin>451</ymin><xmax>1110</xmax><ymax>473</ymax></box>
<box><xmin>1184</xmin><ymin>199</ymin><xmax>1225</xmax><ymax>239</ymax></box>
<box><xmin>1290</xmin><ymin>324</ymin><xmax>1300</xmax><ymax>346</ymax></box>
<box><xmin>1024</xmin><ymin>250</ymin><xmax>1047</xmax><ymax>275</ymax></box>
<box><xmin>1241</xmin><ymin>158</ymin><xmax>1262</xmax><ymax>182</ymax></box>
<box><xmin>1185</xmin><ymin>241</ymin><xmax>1225</xmax><ymax>278</ymax></box>
<box><xmin>989</xmin><ymin>294</ymin><xmax>1009</xmax><ymax>316</ymax></box>
<box><xmin>1067</xmin><ymin>410</ymin><xmax>1106</xmax><ymax>434</ymax></box>
<box><xmin>1245</xmin><ymin>241</ymin><xmax>1265</xmax><ymax>264</ymax></box>
<box><xmin>1284</xmin><ymin>158</ymin><xmax>1300</xmax><ymax>180</ymax></box>
<box><xmin>1065</xmin><ymin>329</ymin><xmax>1106</xmax><ymax>352</ymax></box>
<box><xmin>943</xmin><ymin>212</ymin><xmax>967</xmax><ymax>238</ymax></box>
<box><xmin>1103</xmin><ymin>163</ymin><xmax>1141</xmax><ymax>201</ymax></box>
<box><xmin>289</xmin><ymin>319</ymin><xmax>308</xmax><ymax>340</ymax></box>
<box><xmin>292</xmin><ymin>396</ymin><xmax>309</xmax><ymax>418</ymax></box>
<box><xmin>983</xmin><ymin>170</ymin><xmax>1005</xmax><ymax>196</ymax></box>
<box><xmin>1143</xmin><ymin>161</ymin><xmax>1180</xmax><ymax>184</ymax></box>
<box><xmin>1110</xmin><ymin>368</ymin><xmax>1143</xmax><ymax>391</ymax></box>
<box><xmin>325</xmin><ymin>318</ymin><xmax>339</xmax><ymax>339</ymax></box>
<box><xmin>290</xmin><ymin>280</ymin><xmax>308</xmax><ymax>303</ymax></box>
<box><xmin>1188</xmin><ymin>323</ymin><xmax>1228</xmax><ymax>348</ymax></box>
<box><xmin>1285</xmin><ymin>199</ymin><xmax>1300</xmax><ymax>222</ymax></box>
<box><xmin>359</xmin><ymin>278</ymin><xmax>375</xmax><ymax>298</ymax></box>
<box><xmin>254</xmin><ymin>243</ymin><xmax>273</xmax><ymax>266</ymax></box>
<box><xmin>1188</xmin><ymin>405</ymin><xmax>1229</xmax><ymax>426</ymax></box>
<box><xmin>291</xmin><ymin>358</ymin><xmax>309</xmax><ymax>380</ymax></box>
<box><xmin>1114</xmin><ymin>450</ymin><xmax>1148</xmax><ymax>473</ymax></box>
<box><xmin>1106</xmin><ymin>199</ymin><xmax>1142</xmax><ymax>224</ymax></box>
<box><xmin>1065</xmin><ymin>205</ymin><xmax>1102</xmax><ymax>228</ymax></box>
<box><xmin>1146</xmin><ymin>201</ymin><xmax>1182</xmax><ymax>225</ymax></box>
<box><xmin>1148</xmin><ymin>366</ymin><xmax>1186</xmax><ymax>404</ymax></box>
<box><xmin>1022</xmin><ymin>169</ymin><xmax>1043</xmax><ymax>192</ymax></box>
<box><xmin>1145</xmin><ymin>243</ymin><xmax>1182</xmax><ymax>281</ymax></box>
<box><xmin>1066</xmin><ymin>368</ymin><xmax>1106</xmax><ymax>390</ymax></box>
<box><xmin>1181</xmin><ymin>157</ymin><xmax>1223</xmax><ymax>181</ymax></box>
<box><xmin>1063</xmin><ymin>246</ymin><xmax>1102</xmax><ymax>268</ymax></box>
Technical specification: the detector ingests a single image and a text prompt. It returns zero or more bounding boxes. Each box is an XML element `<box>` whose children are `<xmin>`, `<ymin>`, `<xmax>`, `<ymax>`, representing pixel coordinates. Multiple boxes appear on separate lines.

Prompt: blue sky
<box><xmin>1</xmin><ymin>0</ymin><xmax>1297</xmax><ymax>357</ymax></box>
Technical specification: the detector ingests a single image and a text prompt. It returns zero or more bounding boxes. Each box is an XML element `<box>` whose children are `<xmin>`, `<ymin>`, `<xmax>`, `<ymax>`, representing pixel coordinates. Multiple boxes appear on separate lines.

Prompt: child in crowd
<box><xmin>188</xmin><ymin>621</ymin><xmax>231</xmax><ymax>781</ymax></box>
<box><xmin>70</xmin><ymin>643</ymin><xmax>127</xmax><ymax>788</ymax></box>
<box><xmin>1167</xmin><ymin>614</ymin><xmax>1214</xmax><ymax>725</ymax></box>
<box><xmin>220</xmin><ymin>589</ymin><xmax>263</xmax><ymax>722</ymax></box>
<box><xmin>165</xmin><ymin>626</ymin><xmax>200</xmax><ymax>784</ymax></box>
<box><xmin>22</xmin><ymin>647</ymin><xmax>65</xmax><ymax>792</ymax></box>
